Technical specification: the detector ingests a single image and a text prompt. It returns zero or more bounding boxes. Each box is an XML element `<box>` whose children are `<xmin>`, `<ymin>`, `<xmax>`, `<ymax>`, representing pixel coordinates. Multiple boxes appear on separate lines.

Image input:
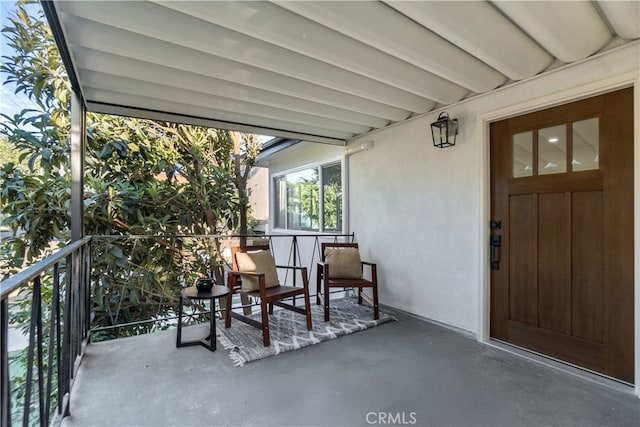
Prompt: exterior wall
<box><xmin>346</xmin><ymin>43</ymin><xmax>639</xmax><ymax>334</ymax></box>
<box><xmin>265</xmin><ymin>43</ymin><xmax>640</xmax><ymax>389</ymax></box>
<box><xmin>267</xmin><ymin>141</ymin><xmax>344</xmax><ymax>177</ymax></box>
<box><xmin>247</xmin><ymin>166</ymin><xmax>269</xmax><ymax>229</ymax></box>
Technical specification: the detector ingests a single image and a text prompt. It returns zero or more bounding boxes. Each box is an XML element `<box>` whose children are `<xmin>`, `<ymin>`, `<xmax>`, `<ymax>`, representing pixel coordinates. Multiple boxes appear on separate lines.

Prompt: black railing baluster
<box><xmin>73</xmin><ymin>249</ymin><xmax>81</xmax><ymax>377</ymax></box>
<box><xmin>86</xmin><ymin>241</ymin><xmax>92</xmax><ymax>341</ymax></box>
<box><xmin>1</xmin><ymin>297</ymin><xmax>11</xmax><ymax>427</ymax></box>
<box><xmin>45</xmin><ymin>263</ymin><xmax>60</xmax><ymax>425</ymax></box>
<box><xmin>35</xmin><ymin>276</ymin><xmax>45</xmax><ymax>427</ymax></box>
<box><xmin>62</xmin><ymin>253</ymin><xmax>73</xmax><ymax>417</ymax></box>
<box><xmin>23</xmin><ymin>276</ymin><xmax>41</xmax><ymax>426</ymax></box>
<box><xmin>0</xmin><ymin>237</ymin><xmax>92</xmax><ymax>425</ymax></box>
<box><xmin>55</xmin><ymin>262</ymin><xmax>63</xmax><ymax>416</ymax></box>
<box><xmin>292</xmin><ymin>236</ymin><xmax>298</xmax><ymax>305</ymax></box>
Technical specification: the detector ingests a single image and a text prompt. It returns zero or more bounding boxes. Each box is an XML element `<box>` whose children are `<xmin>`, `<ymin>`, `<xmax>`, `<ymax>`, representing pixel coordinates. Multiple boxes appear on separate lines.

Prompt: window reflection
<box><xmin>538</xmin><ymin>125</ymin><xmax>567</xmax><ymax>175</ymax></box>
<box><xmin>572</xmin><ymin>118</ymin><xmax>599</xmax><ymax>172</ymax></box>
<box><xmin>274</xmin><ymin>162</ymin><xmax>342</xmax><ymax>232</ymax></box>
<box><xmin>513</xmin><ymin>131</ymin><xmax>533</xmax><ymax>178</ymax></box>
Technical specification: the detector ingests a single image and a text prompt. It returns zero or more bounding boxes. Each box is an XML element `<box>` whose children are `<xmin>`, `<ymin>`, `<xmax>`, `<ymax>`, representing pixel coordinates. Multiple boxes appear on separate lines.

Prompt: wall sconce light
<box><xmin>430</xmin><ymin>112</ymin><xmax>458</xmax><ymax>148</ymax></box>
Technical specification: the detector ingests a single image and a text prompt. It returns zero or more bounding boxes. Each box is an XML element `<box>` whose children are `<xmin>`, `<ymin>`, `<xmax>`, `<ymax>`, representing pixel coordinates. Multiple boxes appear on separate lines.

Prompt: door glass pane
<box><xmin>513</xmin><ymin>131</ymin><xmax>533</xmax><ymax>178</ymax></box>
<box><xmin>572</xmin><ymin>118</ymin><xmax>599</xmax><ymax>172</ymax></box>
<box><xmin>538</xmin><ymin>124</ymin><xmax>567</xmax><ymax>175</ymax></box>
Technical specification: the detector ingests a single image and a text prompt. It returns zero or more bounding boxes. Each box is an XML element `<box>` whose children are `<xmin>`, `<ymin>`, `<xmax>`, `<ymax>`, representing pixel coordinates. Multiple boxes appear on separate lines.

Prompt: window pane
<box><xmin>286</xmin><ymin>168</ymin><xmax>319</xmax><ymax>231</ymax></box>
<box><xmin>538</xmin><ymin>124</ymin><xmax>567</xmax><ymax>175</ymax></box>
<box><xmin>274</xmin><ymin>176</ymin><xmax>286</xmax><ymax>229</ymax></box>
<box><xmin>322</xmin><ymin>163</ymin><xmax>342</xmax><ymax>232</ymax></box>
<box><xmin>572</xmin><ymin>118</ymin><xmax>599</xmax><ymax>172</ymax></box>
<box><xmin>513</xmin><ymin>131</ymin><xmax>533</xmax><ymax>178</ymax></box>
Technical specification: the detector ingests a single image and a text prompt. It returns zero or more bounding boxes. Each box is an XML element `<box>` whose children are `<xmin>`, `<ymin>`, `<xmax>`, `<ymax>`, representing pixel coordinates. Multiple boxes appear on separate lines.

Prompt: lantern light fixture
<box><xmin>430</xmin><ymin>112</ymin><xmax>458</xmax><ymax>148</ymax></box>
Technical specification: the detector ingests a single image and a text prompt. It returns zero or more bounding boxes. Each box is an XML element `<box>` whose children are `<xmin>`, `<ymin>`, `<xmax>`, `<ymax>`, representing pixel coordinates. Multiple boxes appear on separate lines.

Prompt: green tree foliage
<box><xmin>1</xmin><ymin>3</ymin><xmax>260</xmax><ymax>424</ymax></box>
<box><xmin>0</xmin><ymin>135</ymin><xmax>23</xmax><ymax>165</ymax></box>
<box><xmin>0</xmin><ymin>0</ymin><xmax>259</xmax><ymax>321</ymax></box>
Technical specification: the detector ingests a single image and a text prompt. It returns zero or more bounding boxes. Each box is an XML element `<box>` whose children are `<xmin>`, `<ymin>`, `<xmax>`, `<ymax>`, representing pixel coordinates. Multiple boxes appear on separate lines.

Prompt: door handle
<box><xmin>490</xmin><ymin>235</ymin><xmax>501</xmax><ymax>270</ymax></box>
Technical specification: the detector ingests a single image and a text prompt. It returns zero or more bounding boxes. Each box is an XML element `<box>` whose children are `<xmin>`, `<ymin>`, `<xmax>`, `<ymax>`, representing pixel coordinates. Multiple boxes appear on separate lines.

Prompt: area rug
<box><xmin>215</xmin><ymin>298</ymin><xmax>395</xmax><ymax>366</ymax></box>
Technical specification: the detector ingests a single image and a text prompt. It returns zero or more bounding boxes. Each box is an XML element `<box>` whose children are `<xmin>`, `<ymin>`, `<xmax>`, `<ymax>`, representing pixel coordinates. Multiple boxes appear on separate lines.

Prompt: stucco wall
<box><xmin>247</xmin><ymin>167</ymin><xmax>269</xmax><ymax>222</ymax></box>
<box><xmin>265</xmin><ymin>43</ymin><xmax>640</xmax><ymax>337</ymax></box>
<box><xmin>267</xmin><ymin>141</ymin><xmax>344</xmax><ymax>176</ymax></box>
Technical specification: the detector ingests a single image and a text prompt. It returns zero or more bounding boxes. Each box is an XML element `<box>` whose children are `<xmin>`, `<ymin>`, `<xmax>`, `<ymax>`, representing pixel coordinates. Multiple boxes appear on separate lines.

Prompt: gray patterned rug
<box><xmin>215</xmin><ymin>298</ymin><xmax>395</xmax><ymax>366</ymax></box>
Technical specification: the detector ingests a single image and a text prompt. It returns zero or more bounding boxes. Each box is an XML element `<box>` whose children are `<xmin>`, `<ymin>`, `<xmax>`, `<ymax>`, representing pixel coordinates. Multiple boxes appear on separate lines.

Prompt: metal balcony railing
<box><xmin>0</xmin><ymin>233</ymin><xmax>354</xmax><ymax>426</ymax></box>
<box><xmin>1</xmin><ymin>237</ymin><xmax>92</xmax><ymax>427</ymax></box>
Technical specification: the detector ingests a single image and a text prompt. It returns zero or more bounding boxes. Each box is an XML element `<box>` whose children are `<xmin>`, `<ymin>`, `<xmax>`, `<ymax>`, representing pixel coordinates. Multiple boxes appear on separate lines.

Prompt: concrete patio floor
<box><xmin>60</xmin><ymin>307</ymin><xmax>640</xmax><ymax>427</ymax></box>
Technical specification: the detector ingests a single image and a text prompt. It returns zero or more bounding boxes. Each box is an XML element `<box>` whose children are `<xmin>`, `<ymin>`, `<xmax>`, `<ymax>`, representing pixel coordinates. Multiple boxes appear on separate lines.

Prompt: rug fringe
<box><xmin>216</xmin><ymin>329</ymin><xmax>247</xmax><ymax>367</ymax></box>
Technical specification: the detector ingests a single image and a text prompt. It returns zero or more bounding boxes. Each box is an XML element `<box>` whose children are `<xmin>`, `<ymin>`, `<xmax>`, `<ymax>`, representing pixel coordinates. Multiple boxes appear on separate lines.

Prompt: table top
<box><xmin>181</xmin><ymin>285</ymin><xmax>230</xmax><ymax>299</ymax></box>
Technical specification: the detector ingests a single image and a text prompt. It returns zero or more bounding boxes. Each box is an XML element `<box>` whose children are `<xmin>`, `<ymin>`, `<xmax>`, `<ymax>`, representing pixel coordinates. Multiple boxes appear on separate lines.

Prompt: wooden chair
<box><xmin>316</xmin><ymin>243</ymin><xmax>379</xmax><ymax>321</ymax></box>
<box><xmin>225</xmin><ymin>245</ymin><xmax>312</xmax><ymax>346</ymax></box>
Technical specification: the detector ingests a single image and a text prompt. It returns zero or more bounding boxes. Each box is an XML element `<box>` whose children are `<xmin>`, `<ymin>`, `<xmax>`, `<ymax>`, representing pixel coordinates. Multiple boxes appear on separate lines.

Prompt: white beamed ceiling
<box><xmin>49</xmin><ymin>0</ymin><xmax>640</xmax><ymax>144</ymax></box>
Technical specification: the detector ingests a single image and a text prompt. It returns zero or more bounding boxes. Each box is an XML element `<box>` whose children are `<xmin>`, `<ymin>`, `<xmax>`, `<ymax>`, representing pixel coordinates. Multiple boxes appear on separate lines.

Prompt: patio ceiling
<box><xmin>44</xmin><ymin>1</ymin><xmax>640</xmax><ymax>145</ymax></box>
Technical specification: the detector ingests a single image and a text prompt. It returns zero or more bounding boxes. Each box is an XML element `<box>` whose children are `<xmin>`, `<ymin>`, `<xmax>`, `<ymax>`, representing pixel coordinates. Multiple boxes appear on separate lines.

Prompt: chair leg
<box><xmin>372</xmin><ymin>284</ymin><xmax>379</xmax><ymax>320</ymax></box>
<box><xmin>268</xmin><ymin>303</ymin><xmax>274</xmax><ymax>314</ymax></box>
<box><xmin>260</xmin><ymin>299</ymin><xmax>270</xmax><ymax>347</ymax></box>
<box><xmin>224</xmin><ymin>291</ymin><xmax>232</xmax><ymax>328</ymax></box>
<box><xmin>304</xmin><ymin>288</ymin><xmax>312</xmax><ymax>330</ymax></box>
<box><xmin>324</xmin><ymin>279</ymin><xmax>330</xmax><ymax>321</ymax></box>
<box><xmin>316</xmin><ymin>269</ymin><xmax>322</xmax><ymax>305</ymax></box>
<box><xmin>357</xmin><ymin>287</ymin><xmax>362</xmax><ymax>305</ymax></box>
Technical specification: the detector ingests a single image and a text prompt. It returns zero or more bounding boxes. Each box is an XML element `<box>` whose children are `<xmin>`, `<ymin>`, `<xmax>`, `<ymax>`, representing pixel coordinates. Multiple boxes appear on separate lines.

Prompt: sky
<box><xmin>1</xmin><ymin>1</ymin><xmax>40</xmax><ymax>122</ymax></box>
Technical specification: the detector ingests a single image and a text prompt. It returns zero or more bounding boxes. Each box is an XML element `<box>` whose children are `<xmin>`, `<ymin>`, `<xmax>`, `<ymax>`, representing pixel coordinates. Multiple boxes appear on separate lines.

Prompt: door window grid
<box><xmin>512</xmin><ymin>118</ymin><xmax>599</xmax><ymax>178</ymax></box>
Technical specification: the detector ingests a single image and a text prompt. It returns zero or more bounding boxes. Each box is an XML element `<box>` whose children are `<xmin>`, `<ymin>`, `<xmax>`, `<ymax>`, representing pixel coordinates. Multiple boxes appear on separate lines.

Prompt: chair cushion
<box><xmin>325</xmin><ymin>248</ymin><xmax>362</xmax><ymax>279</ymax></box>
<box><xmin>235</xmin><ymin>250</ymin><xmax>280</xmax><ymax>291</ymax></box>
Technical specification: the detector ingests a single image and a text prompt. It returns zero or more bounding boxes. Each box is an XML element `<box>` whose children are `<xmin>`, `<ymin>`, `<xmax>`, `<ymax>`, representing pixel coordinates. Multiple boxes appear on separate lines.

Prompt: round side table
<box><xmin>176</xmin><ymin>285</ymin><xmax>230</xmax><ymax>351</ymax></box>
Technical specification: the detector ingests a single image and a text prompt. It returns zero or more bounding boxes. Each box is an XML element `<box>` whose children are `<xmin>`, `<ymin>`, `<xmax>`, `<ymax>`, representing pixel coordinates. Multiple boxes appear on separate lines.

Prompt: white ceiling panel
<box><xmin>154</xmin><ymin>0</ymin><xmax>470</xmax><ymax>104</ymax></box>
<box><xmin>493</xmin><ymin>1</ymin><xmax>612</xmax><ymax>63</ymax></box>
<box><xmin>85</xmin><ymin>89</ymin><xmax>356</xmax><ymax>141</ymax></box>
<box><xmin>273</xmin><ymin>1</ymin><xmax>506</xmax><ymax>93</ymax></box>
<box><xmin>80</xmin><ymin>71</ymin><xmax>373</xmax><ymax>135</ymax></box>
<box><xmin>69</xmin><ymin>32</ymin><xmax>412</xmax><ymax>123</ymax></box>
<box><xmin>385</xmin><ymin>1</ymin><xmax>554</xmax><ymax>81</ymax></box>
<box><xmin>76</xmin><ymin>52</ymin><xmax>389</xmax><ymax>129</ymax></box>
<box><xmin>61</xmin><ymin>1</ymin><xmax>437</xmax><ymax>112</ymax></box>
<box><xmin>597</xmin><ymin>0</ymin><xmax>640</xmax><ymax>40</ymax></box>
<box><xmin>44</xmin><ymin>0</ymin><xmax>639</xmax><ymax>144</ymax></box>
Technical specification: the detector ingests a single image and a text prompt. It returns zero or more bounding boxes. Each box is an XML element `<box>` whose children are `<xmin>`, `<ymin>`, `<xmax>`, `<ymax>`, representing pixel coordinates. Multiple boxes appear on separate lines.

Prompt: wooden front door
<box><xmin>490</xmin><ymin>88</ymin><xmax>634</xmax><ymax>383</ymax></box>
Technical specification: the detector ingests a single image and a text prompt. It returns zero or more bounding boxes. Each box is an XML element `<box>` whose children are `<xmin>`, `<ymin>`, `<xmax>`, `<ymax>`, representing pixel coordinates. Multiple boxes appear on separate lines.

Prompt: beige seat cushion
<box><xmin>325</xmin><ymin>248</ymin><xmax>362</xmax><ymax>279</ymax></box>
<box><xmin>235</xmin><ymin>250</ymin><xmax>280</xmax><ymax>292</ymax></box>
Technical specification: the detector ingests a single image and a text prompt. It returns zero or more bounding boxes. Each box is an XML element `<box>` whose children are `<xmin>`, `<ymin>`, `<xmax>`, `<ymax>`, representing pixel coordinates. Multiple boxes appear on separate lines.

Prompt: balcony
<box><xmin>60</xmin><ymin>308</ymin><xmax>640</xmax><ymax>427</ymax></box>
<box><xmin>2</xmin><ymin>235</ymin><xmax>640</xmax><ymax>426</ymax></box>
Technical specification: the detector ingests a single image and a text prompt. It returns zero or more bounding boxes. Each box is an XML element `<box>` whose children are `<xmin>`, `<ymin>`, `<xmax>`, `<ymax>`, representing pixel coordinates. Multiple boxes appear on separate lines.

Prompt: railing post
<box><xmin>70</xmin><ymin>91</ymin><xmax>85</xmax><ymax>243</ymax></box>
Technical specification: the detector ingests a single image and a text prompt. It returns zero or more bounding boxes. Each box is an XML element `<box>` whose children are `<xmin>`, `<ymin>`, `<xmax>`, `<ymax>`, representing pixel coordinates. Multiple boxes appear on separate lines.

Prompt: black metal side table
<box><xmin>176</xmin><ymin>285</ymin><xmax>230</xmax><ymax>351</ymax></box>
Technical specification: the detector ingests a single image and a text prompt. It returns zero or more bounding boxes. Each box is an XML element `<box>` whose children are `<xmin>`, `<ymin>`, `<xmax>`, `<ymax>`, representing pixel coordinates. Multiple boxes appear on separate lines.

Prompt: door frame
<box><xmin>477</xmin><ymin>72</ymin><xmax>640</xmax><ymax>395</ymax></box>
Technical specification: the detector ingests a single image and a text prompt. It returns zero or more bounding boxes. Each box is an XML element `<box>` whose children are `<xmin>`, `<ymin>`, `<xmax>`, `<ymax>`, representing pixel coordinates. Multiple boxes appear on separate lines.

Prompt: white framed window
<box><xmin>273</xmin><ymin>161</ymin><xmax>343</xmax><ymax>233</ymax></box>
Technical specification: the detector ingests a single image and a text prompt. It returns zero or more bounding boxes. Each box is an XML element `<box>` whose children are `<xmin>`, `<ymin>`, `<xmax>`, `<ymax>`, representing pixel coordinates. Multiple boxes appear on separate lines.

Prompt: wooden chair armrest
<box><xmin>227</xmin><ymin>271</ymin><xmax>266</xmax><ymax>278</ymax></box>
<box><xmin>226</xmin><ymin>270</ymin><xmax>270</xmax><ymax>294</ymax></box>
<box><xmin>275</xmin><ymin>265</ymin><xmax>308</xmax><ymax>271</ymax></box>
<box><xmin>361</xmin><ymin>261</ymin><xmax>376</xmax><ymax>267</ymax></box>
